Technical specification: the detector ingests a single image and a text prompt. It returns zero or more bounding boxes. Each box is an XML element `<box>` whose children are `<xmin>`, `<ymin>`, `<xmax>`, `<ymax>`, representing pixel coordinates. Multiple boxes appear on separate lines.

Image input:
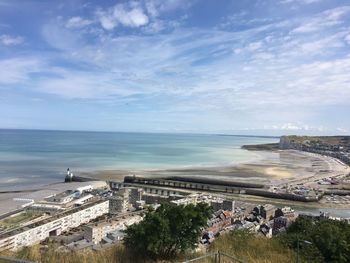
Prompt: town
<box><xmin>279</xmin><ymin>135</ymin><xmax>350</xmax><ymax>165</ymax></box>
<box><xmin>1</xmin><ymin>168</ymin><xmax>349</xmax><ymax>254</ymax></box>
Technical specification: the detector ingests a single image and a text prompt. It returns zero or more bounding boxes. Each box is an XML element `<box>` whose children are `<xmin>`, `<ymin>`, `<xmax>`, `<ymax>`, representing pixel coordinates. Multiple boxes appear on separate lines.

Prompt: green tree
<box><xmin>281</xmin><ymin>217</ymin><xmax>350</xmax><ymax>263</ymax></box>
<box><xmin>311</xmin><ymin>220</ymin><xmax>350</xmax><ymax>263</ymax></box>
<box><xmin>124</xmin><ymin>202</ymin><xmax>212</xmax><ymax>260</ymax></box>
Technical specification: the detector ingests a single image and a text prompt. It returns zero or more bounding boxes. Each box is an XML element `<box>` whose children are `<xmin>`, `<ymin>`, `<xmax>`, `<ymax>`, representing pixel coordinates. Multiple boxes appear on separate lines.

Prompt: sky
<box><xmin>0</xmin><ymin>0</ymin><xmax>349</xmax><ymax>135</ymax></box>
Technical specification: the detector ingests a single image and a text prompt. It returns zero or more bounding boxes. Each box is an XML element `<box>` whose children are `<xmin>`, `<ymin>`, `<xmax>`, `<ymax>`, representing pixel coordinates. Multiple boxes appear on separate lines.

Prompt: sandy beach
<box><xmin>78</xmin><ymin>149</ymin><xmax>350</xmax><ymax>213</ymax></box>
<box><xmin>81</xmin><ymin>149</ymin><xmax>350</xmax><ymax>187</ymax></box>
<box><xmin>0</xmin><ymin>149</ymin><xmax>349</xmax><ymax>217</ymax></box>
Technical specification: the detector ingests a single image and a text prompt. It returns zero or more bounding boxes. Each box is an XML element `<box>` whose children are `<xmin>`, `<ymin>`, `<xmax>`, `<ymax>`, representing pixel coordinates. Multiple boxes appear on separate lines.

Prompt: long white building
<box><xmin>0</xmin><ymin>200</ymin><xmax>109</xmax><ymax>251</ymax></box>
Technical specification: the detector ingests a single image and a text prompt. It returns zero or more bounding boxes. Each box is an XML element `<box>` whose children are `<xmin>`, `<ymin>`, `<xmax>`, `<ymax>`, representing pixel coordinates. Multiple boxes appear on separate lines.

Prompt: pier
<box><xmin>121</xmin><ymin>176</ymin><xmax>320</xmax><ymax>202</ymax></box>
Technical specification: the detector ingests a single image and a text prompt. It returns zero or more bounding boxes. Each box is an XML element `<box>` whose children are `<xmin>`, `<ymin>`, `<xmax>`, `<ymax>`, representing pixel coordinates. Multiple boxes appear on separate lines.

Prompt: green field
<box><xmin>0</xmin><ymin>212</ymin><xmax>41</xmax><ymax>229</ymax></box>
<box><xmin>286</xmin><ymin>135</ymin><xmax>350</xmax><ymax>146</ymax></box>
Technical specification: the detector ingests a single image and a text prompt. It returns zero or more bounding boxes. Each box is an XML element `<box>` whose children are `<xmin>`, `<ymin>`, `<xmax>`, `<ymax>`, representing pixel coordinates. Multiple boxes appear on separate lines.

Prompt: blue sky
<box><xmin>0</xmin><ymin>0</ymin><xmax>349</xmax><ymax>135</ymax></box>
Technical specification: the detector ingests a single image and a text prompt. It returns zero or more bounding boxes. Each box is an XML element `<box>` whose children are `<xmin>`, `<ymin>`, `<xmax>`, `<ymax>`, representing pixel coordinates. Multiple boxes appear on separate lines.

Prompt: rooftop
<box><xmin>0</xmin><ymin>200</ymin><xmax>107</xmax><ymax>240</ymax></box>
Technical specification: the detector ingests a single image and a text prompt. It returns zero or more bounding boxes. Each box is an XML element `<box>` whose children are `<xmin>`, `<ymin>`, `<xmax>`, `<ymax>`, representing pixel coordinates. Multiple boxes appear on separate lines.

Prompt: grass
<box><xmin>207</xmin><ymin>231</ymin><xmax>296</xmax><ymax>263</ymax></box>
<box><xmin>286</xmin><ymin>135</ymin><xmax>349</xmax><ymax>146</ymax></box>
<box><xmin>241</xmin><ymin>143</ymin><xmax>280</xmax><ymax>151</ymax></box>
<box><xmin>0</xmin><ymin>212</ymin><xmax>41</xmax><ymax>229</ymax></box>
<box><xmin>0</xmin><ymin>243</ymin><xmax>192</xmax><ymax>263</ymax></box>
<box><xmin>1</xmin><ymin>245</ymin><xmax>131</xmax><ymax>263</ymax></box>
<box><xmin>0</xmin><ymin>230</ymin><xmax>296</xmax><ymax>263</ymax></box>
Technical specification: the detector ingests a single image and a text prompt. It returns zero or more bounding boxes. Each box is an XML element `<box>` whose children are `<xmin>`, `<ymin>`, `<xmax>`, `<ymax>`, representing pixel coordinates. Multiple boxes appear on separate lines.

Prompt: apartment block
<box><xmin>0</xmin><ymin>200</ymin><xmax>109</xmax><ymax>251</ymax></box>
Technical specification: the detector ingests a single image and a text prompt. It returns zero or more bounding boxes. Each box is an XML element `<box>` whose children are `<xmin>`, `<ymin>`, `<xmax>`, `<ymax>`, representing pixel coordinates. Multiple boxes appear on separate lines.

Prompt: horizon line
<box><xmin>0</xmin><ymin>127</ymin><xmax>283</xmax><ymax>138</ymax></box>
<box><xmin>0</xmin><ymin>127</ymin><xmax>349</xmax><ymax>137</ymax></box>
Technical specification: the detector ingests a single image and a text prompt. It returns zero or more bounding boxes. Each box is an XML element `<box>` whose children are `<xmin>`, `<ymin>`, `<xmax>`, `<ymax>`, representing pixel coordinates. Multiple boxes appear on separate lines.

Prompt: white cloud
<box><xmin>97</xmin><ymin>2</ymin><xmax>149</xmax><ymax>30</ymax></box>
<box><xmin>96</xmin><ymin>0</ymin><xmax>191</xmax><ymax>31</ymax></box>
<box><xmin>281</xmin><ymin>123</ymin><xmax>303</xmax><ymax>130</ymax></box>
<box><xmin>262</xmin><ymin>123</ymin><xmax>326</xmax><ymax>132</ymax></box>
<box><xmin>145</xmin><ymin>0</ymin><xmax>159</xmax><ymax>17</ymax></box>
<box><xmin>143</xmin><ymin>20</ymin><xmax>166</xmax><ymax>33</ymax></box>
<box><xmin>299</xmin><ymin>32</ymin><xmax>345</xmax><ymax>54</ymax></box>
<box><xmin>325</xmin><ymin>5</ymin><xmax>350</xmax><ymax>20</ymax></box>
<box><xmin>145</xmin><ymin>0</ymin><xmax>192</xmax><ymax>16</ymax></box>
<box><xmin>280</xmin><ymin>0</ymin><xmax>322</xmax><ymax>4</ymax></box>
<box><xmin>21</xmin><ymin>18</ymin><xmax>350</xmax><ymax>113</ymax></box>
<box><xmin>65</xmin><ymin>16</ymin><xmax>92</xmax><ymax>29</ymax></box>
<box><xmin>344</xmin><ymin>34</ymin><xmax>350</xmax><ymax>44</ymax></box>
<box><xmin>3</xmin><ymin>2</ymin><xmax>350</xmax><ymax>132</ymax></box>
<box><xmin>42</xmin><ymin>22</ymin><xmax>83</xmax><ymax>51</ymax></box>
<box><xmin>247</xmin><ymin>41</ymin><xmax>263</xmax><ymax>51</ymax></box>
<box><xmin>114</xmin><ymin>5</ymin><xmax>149</xmax><ymax>27</ymax></box>
<box><xmin>99</xmin><ymin>15</ymin><xmax>115</xmax><ymax>30</ymax></box>
<box><xmin>292</xmin><ymin>6</ymin><xmax>350</xmax><ymax>33</ymax></box>
<box><xmin>303</xmin><ymin>0</ymin><xmax>322</xmax><ymax>3</ymax></box>
<box><xmin>37</xmin><ymin>70</ymin><xmax>139</xmax><ymax>99</ymax></box>
<box><xmin>0</xmin><ymin>58</ymin><xmax>43</xmax><ymax>84</ymax></box>
<box><xmin>0</xmin><ymin>34</ymin><xmax>23</xmax><ymax>45</ymax></box>
<box><xmin>336</xmin><ymin>127</ymin><xmax>348</xmax><ymax>133</ymax></box>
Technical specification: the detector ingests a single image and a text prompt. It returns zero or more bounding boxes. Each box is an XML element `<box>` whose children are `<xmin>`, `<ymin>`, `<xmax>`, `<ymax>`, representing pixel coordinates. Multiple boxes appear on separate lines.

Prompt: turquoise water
<box><xmin>0</xmin><ymin>129</ymin><xmax>278</xmax><ymax>189</ymax></box>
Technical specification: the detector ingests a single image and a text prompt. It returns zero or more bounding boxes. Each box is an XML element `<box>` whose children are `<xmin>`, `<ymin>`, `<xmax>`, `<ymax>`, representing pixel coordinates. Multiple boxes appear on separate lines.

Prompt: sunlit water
<box><xmin>0</xmin><ymin>129</ymin><xmax>278</xmax><ymax>189</ymax></box>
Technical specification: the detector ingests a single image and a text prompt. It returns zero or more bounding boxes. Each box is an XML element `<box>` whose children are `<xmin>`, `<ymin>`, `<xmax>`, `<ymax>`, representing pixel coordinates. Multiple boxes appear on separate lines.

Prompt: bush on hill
<box><xmin>279</xmin><ymin>217</ymin><xmax>350</xmax><ymax>263</ymax></box>
<box><xmin>124</xmin><ymin>202</ymin><xmax>212</xmax><ymax>260</ymax></box>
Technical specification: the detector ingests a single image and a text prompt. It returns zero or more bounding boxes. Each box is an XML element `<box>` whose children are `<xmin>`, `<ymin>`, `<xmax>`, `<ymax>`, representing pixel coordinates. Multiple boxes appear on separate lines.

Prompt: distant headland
<box><xmin>243</xmin><ymin>135</ymin><xmax>350</xmax><ymax>165</ymax></box>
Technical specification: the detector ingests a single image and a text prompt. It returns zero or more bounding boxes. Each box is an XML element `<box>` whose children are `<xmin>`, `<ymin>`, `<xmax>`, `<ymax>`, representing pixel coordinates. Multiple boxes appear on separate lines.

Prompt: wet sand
<box><xmin>79</xmin><ymin>149</ymin><xmax>350</xmax><ymax>213</ymax></box>
<box><xmin>81</xmin><ymin>149</ymin><xmax>350</xmax><ymax>187</ymax></box>
<box><xmin>1</xmin><ymin>149</ymin><xmax>349</xmax><ymax>216</ymax></box>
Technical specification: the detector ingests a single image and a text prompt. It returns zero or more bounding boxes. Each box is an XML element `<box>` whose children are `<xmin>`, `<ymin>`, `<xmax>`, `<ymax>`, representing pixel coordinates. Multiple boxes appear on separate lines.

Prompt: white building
<box><xmin>0</xmin><ymin>200</ymin><xmax>109</xmax><ymax>251</ymax></box>
<box><xmin>84</xmin><ymin>216</ymin><xmax>142</xmax><ymax>244</ymax></box>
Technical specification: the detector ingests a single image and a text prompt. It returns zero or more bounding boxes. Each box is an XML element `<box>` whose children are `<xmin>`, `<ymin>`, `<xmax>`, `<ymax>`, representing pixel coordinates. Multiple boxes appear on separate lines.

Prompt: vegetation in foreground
<box><xmin>280</xmin><ymin>217</ymin><xmax>350</xmax><ymax>263</ymax></box>
<box><xmin>124</xmin><ymin>203</ymin><xmax>211</xmax><ymax>260</ymax></box>
<box><xmin>1</xmin><ymin>206</ymin><xmax>350</xmax><ymax>263</ymax></box>
<box><xmin>0</xmin><ymin>231</ymin><xmax>295</xmax><ymax>263</ymax></box>
<box><xmin>0</xmin><ymin>244</ymin><xmax>130</xmax><ymax>263</ymax></box>
<box><xmin>212</xmin><ymin>231</ymin><xmax>295</xmax><ymax>263</ymax></box>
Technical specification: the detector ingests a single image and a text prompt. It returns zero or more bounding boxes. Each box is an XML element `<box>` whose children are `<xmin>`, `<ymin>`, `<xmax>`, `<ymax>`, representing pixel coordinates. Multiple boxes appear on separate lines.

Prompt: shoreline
<box><xmin>81</xmin><ymin>149</ymin><xmax>350</xmax><ymax>185</ymax></box>
<box><xmin>81</xmin><ymin>148</ymin><xmax>350</xmax><ymax>211</ymax></box>
<box><xmin>1</xmin><ymin>146</ymin><xmax>349</xmax><ymax>216</ymax></box>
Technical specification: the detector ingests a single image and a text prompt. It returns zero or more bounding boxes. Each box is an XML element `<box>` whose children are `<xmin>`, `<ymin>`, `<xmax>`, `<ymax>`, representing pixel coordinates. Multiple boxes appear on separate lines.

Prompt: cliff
<box><xmin>278</xmin><ymin>135</ymin><xmax>350</xmax><ymax>165</ymax></box>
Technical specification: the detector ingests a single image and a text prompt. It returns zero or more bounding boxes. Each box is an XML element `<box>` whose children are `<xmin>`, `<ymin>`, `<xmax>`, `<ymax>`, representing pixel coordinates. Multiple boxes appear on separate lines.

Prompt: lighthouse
<box><xmin>65</xmin><ymin>168</ymin><xmax>74</xmax><ymax>182</ymax></box>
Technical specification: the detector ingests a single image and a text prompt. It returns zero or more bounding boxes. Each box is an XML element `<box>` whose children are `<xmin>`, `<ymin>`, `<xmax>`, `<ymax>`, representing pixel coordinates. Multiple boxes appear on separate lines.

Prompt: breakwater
<box><xmin>163</xmin><ymin>176</ymin><xmax>264</xmax><ymax>188</ymax></box>
<box><xmin>123</xmin><ymin>176</ymin><xmax>318</xmax><ymax>202</ymax></box>
<box><xmin>324</xmin><ymin>189</ymin><xmax>350</xmax><ymax>196</ymax></box>
<box><xmin>245</xmin><ymin>189</ymin><xmax>320</xmax><ymax>202</ymax></box>
<box><xmin>124</xmin><ymin>176</ymin><xmax>243</xmax><ymax>194</ymax></box>
<box><xmin>65</xmin><ymin>175</ymin><xmax>99</xmax><ymax>183</ymax></box>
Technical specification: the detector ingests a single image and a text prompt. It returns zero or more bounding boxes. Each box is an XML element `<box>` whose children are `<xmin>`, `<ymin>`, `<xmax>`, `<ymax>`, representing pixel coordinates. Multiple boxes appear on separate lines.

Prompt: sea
<box><xmin>0</xmin><ymin>129</ymin><xmax>278</xmax><ymax>190</ymax></box>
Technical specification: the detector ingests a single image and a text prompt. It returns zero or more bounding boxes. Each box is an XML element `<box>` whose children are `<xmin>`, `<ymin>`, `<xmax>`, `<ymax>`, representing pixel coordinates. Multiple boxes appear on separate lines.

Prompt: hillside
<box><xmin>280</xmin><ymin>135</ymin><xmax>350</xmax><ymax>151</ymax></box>
<box><xmin>0</xmin><ymin>233</ymin><xmax>295</xmax><ymax>263</ymax></box>
<box><xmin>2</xmin><ymin>216</ymin><xmax>350</xmax><ymax>263</ymax></box>
<box><xmin>241</xmin><ymin>143</ymin><xmax>279</xmax><ymax>151</ymax></box>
